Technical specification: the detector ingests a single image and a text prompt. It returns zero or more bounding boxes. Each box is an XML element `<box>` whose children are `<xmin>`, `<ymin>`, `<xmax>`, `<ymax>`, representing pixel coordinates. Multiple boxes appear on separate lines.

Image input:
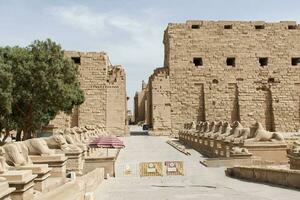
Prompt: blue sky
<box><xmin>0</xmin><ymin>0</ymin><xmax>299</xmax><ymax>110</ymax></box>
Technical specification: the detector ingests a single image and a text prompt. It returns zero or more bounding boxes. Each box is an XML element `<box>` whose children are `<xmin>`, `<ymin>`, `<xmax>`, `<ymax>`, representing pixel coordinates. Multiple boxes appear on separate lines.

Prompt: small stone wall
<box><xmin>226</xmin><ymin>166</ymin><xmax>300</xmax><ymax>189</ymax></box>
<box><xmin>37</xmin><ymin>168</ymin><xmax>105</xmax><ymax>200</ymax></box>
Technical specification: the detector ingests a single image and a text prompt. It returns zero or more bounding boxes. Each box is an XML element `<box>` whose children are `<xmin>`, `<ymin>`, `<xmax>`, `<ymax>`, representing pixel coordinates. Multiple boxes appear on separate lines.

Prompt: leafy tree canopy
<box><xmin>0</xmin><ymin>59</ymin><xmax>13</xmax><ymax>133</ymax></box>
<box><xmin>0</xmin><ymin>39</ymin><xmax>84</xmax><ymax>140</ymax></box>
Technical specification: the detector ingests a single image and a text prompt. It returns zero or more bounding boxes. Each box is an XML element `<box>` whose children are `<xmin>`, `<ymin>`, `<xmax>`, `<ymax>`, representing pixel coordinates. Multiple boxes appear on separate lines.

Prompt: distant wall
<box><xmin>50</xmin><ymin>51</ymin><xmax>128</xmax><ymax>136</ymax></box>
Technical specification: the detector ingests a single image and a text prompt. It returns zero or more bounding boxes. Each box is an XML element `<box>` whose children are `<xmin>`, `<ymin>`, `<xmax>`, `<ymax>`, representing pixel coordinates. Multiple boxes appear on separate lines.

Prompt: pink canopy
<box><xmin>89</xmin><ymin>136</ymin><xmax>125</xmax><ymax>149</ymax></box>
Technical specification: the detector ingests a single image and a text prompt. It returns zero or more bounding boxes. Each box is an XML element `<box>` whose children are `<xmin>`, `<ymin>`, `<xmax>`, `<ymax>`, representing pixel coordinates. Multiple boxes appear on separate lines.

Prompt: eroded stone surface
<box><xmin>135</xmin><ymin>20</ymin><xmax>300</xmax><ymax>135</ymax></box>
<box><xmin>50</xmin><ymin>52</ymin><xmax>128</xmax><ymax>136</ymax></box>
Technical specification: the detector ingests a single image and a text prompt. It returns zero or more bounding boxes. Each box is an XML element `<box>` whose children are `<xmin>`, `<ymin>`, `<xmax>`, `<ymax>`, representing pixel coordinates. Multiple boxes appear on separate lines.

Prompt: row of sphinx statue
<box><xmin>0</xmin><ymin>125</ymin><xmax>110</xmax><ymax>174</ymax></box>
<box><xmin>182</xmin><ymin>121</ymin><xmax>285</xmax><ymax>143</ymax></box>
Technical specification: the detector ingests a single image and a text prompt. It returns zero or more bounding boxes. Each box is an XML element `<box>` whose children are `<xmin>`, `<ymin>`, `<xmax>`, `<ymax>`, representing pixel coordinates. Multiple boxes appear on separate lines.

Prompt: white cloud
<box><xmin>48</xmin><ymin>5</ymin><xmax>165</xmax><ymax>110</ymax></box>
<box><xmin>49</xmin><ymin>5</ymin><xmax>107</xmax><ymax>35</ymax></box>
<box><xmin>48</xmin><ymin>5</ymin><xmax>163</xmax><ymax>44</ymax></box>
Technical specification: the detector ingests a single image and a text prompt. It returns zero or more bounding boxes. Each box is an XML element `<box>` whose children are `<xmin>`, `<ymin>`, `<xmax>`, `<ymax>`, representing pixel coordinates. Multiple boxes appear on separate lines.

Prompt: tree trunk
<box><xmin>22</xmin><ymin>127</ymin><xmax>32</xmax><ymax>140</ymax></box>
<box><xmin>16</xmin><ymin>129</ymin><xmax>22</xmax><ymax>141</ymax></box>
<box><xmin>1</xmin><ymin>129</ymin><xmax>10</xmax><ymax>142</ymax></box>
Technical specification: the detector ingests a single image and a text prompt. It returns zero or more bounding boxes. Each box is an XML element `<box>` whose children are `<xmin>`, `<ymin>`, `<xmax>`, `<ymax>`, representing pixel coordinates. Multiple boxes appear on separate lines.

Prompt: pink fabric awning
<box><xmin>89</xmin><ymin>136</ymin><xmax>125</xmax><ymax>149</ymax></box>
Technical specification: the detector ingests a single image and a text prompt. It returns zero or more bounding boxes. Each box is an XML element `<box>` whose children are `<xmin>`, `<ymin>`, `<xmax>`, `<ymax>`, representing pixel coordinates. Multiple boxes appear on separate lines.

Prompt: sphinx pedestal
<box><xmin>12</xmin><ymin>164</ymin><xmax>51</xmax><ymax>192</ymax></box>
<box><xmin>64</xmin><ymin>150</ymin><xmax>84</xmax><ymax>175</ymax></box>
<box><xmin>288</xmin><ymin>154</ymin><xmax>300</xmax><ymax>170</ymax></box>
<box><xmin>84</xmin><ymin>156</ymin><xmax>116</xmax><ymax>178</ymax></box>
<box><xmin>0</xmin><ymin>170</ymin><xmax>36</xmax><ymax>200</ymax></box>
<box><xmin>214</xmin><ymin>139</ymin><xmax>224</xmax><ymax>157</ymax></box>
<box><xmin>0</xmin><ymin>178</ymin><xmax>15</xmax><ymax>200</ymax></box>
<box><xmin>243</xmin><ymin>141</ymin><xmax>288</xmax><ymax>163</ymax></box>
<box><xmin>30</xmin><ymin>154</ymin><xmax>67</xmax><ymax>178</ymax></box>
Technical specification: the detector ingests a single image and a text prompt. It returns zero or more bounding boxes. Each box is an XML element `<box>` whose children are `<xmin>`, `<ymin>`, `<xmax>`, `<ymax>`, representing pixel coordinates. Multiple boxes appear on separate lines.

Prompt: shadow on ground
<box><xmin>130</xmin><ymin>131</ymin><xmax>149</xmax><ymax>136</ymax></box>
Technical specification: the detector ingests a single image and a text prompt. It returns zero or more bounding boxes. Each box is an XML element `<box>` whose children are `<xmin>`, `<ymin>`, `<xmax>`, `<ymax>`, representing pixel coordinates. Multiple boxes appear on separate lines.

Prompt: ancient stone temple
<box><xmin>136</xmin><ymin>20</ymin><xmax>300</xmax><ymax>135</ymax></box>
<box><xmin>51</xmin><ymin>51</ymin><xmax>128</xmax><ymax>136</ymax></box>
<box><xmin>134</xmin><ymin>81</ymin><xmax>148</xmax><ymax>124</ymax></box>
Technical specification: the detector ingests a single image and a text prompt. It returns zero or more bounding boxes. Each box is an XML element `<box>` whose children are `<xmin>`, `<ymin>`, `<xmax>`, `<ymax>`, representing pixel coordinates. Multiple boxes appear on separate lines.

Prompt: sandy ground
<box><xmin>94</xmin><ymin>127</ymin><xmax>300</xmax><ymax>200</ymax></box>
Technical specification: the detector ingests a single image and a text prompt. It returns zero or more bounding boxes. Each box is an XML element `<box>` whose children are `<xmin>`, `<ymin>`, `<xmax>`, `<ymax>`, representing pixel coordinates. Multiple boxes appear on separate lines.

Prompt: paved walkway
<box><xmin>95</xmin><ymin>134</ymin><xmax>299</xmax><ymax>200</ymax></box>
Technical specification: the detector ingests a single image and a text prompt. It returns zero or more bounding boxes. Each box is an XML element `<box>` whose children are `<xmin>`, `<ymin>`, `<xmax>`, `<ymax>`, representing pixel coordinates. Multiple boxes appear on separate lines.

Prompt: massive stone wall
<box><xmin>66</xmin><ymin>51</ymin><xmax>108</xmax><ymax>127</ymax></box>
<box><xmin>163</xmin><ymin>20</ymin><xmax>300</xmax><ymax>134</ymax></box>
<box><xmin>134</xmin><ymin>81</ymin><xmax>148</xmax><ymax>124</ymax></box>
<box><xmin>50</xmin><ymin>51</ymin><xmax>128</xmax><ymax>136</ymax></box>
<box><xmin>136</xmin><ymin>20</ymin><xmax>300</xmax><ymax>135</ymax></box>
<box><xmin>106</xmin><ymin>66</ymin><xmax>128</xmax><ymax>135</ymax></box>
<box><xmin>147</xmin><ymin>67</ymin><xmax>172</xmax><ymax>135</ymax></box>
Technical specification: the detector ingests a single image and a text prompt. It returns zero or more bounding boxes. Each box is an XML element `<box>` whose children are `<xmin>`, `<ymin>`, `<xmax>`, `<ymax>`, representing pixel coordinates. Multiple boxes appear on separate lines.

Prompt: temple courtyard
<box><xmin>94</xmin><ymin>126</ymin><xmax>299</xmax><ymax>200</ymax></box>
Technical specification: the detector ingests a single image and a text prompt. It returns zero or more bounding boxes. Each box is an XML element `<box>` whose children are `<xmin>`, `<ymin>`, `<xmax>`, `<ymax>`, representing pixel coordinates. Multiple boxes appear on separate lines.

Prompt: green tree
<box><xmin>0</xmin><ymin>59</ymin><xmax>13</xmax><ymax>141</ymax></box>
<box><xmin>0</xmin><ymin>39</ymin><xmax>85</xmax><ymax>140</ymax></box>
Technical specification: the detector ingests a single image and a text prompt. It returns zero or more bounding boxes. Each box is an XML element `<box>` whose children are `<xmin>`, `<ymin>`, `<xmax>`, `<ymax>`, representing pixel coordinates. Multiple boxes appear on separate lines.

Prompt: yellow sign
<box><xmin>139</xmin><ymin>162</ymin><xmax>163</xmax><ymax>177</ymax></box>
<box><xmin>165</xmin><ymin>161</ymin><xmax>184</xmax><ymax>176</ymax></box>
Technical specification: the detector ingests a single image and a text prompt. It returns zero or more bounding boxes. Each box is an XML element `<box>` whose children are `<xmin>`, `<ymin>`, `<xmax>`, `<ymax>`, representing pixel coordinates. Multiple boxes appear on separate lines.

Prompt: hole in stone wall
<box><xmin>224</xmin><ymin>25</ymin><xmax>232</xmax><ymax>29</ymax></box>
<box><xmin>288</xmin><ymin>25</ymin><xmax>297</xmax><ymax>30</ymax></box>
<box><xmin>191</xmin><ymin>24</ymin><xmax>200</xmax><ymax>29</ymax></box>
<box><xmin>71</xmin><ymin>57</ymin><xmax>81</xmax><ymax>64</ymax></box>
<box><xmin>193</xmin><ymin>57</ymin><xmax>203</xmax><ymax>66</ymax></box>
<box><xmin>292</xmin><ymin>57</ymin><xmax>300</xmax><ymax>66</ymax></box>
<box><xmin>212</xmin><ymin>79</ymin><xmax>219</xmax><ymax>84</ymax></box>
<box><xmin>268</xmin><ymin>78</ymin><xmax>275</xmax><ymax>83</ymax></box>
<box><xmin>255</xmin><ymin>25</ymin><xmax>265</xmax><ymax>30</ymax></box>
<box><xmin>265</xmin><ymin>89</ymin><xmax>275</xmax><ymax>132</ymax></box>
<box><xmin>226</xmin><ymin>57</ymin><xmax>235</xmax><ymax>67</ymax></box>
<box><xmin>197</xmin><ymin>84</ymin><xmax>206</xmax><ymax>122</ymax></box>
<box><xmin>259</xmin><ymin>57</ymin><xmax>268</xmax><ymax>67</ymax></box>
<box><xmin>231</xmin><ymin>83</ymin><xmax>241</xmax><ymax>123</ymax></box>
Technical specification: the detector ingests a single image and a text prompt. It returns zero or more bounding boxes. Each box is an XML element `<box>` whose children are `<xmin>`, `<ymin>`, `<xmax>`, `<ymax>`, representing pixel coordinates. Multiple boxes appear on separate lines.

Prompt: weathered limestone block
<box><xmin>36</xmin><ymin>168</ymin><xmax>105</xmax><ymax>200</ymax></box>
<box><xmin>84</xmin><ymin>153</ymin><xmax>119</xmax><ymax>178</ymax></box>
<box><xmin>230</xmin><ymin>147</ymin><xmax>252</xmax><ymax>158</ymax></box>
<box><xmin>226</xmin><ymin>166</ymin><xmax>300</xmax><ymax>189</ymax></box>
<box><xmin>243</xmin><ymin>122</ymin><xmax>287</xmax><ymax>162</ymax></box>
<box><xmin>3</xmin><ymin>143</ymin><xmax>51</xmax><ymax>192</ymax></box>
<box><xmin>30</xmin><ymin>154</ymin><xmax>67</xmax><ymax>178</ymax></box>
<box><xmin>12</xmin><ymin>138</ymin><xmax>67</xmax><ymax>179</ymax></box>
<box><xmin>36</xmin><ymin>179</ymin><xmax>85</xmax><ymax>200</ymax></box>
<box><xmin>64</xmin><ymin>150</ymin><xmax>84</xmax><ymax>175</ymax></box>
<box><xmin>0</xmin><ymin>147</ymin><xmax>36</xmax><ymax>200</ymax></box>
<box><xmin>44</xmin><ymin>135</ymin><xmax>85</xmax><ymax>175</ymax></box>
<box><xmin>77</xmin><ymin>168</ymin><xmax>105</xmax><ymax>192</ymax></box>
<box><xmin>0</xmin><ymin>177</ymin><xmax>15</xmax><ymax>200</ymax></box>
<box><xmin>243</xmin><ymin>142</ymin><xmax>287</xmax><ymax>163</ymax></box>
<box><xmin>0</xmin><ymin>170</ymin><xmax>36</xmax><ymax>200</ymax></box>
<box><xmin>288</xmin><ymin>153</ymin><xmax>300</xmax><ymax>170</ymax></box>
<box><xmin>288</xmin><ymin>140</ymin><xmax>300</xmax><ymax>170</ymax></box>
